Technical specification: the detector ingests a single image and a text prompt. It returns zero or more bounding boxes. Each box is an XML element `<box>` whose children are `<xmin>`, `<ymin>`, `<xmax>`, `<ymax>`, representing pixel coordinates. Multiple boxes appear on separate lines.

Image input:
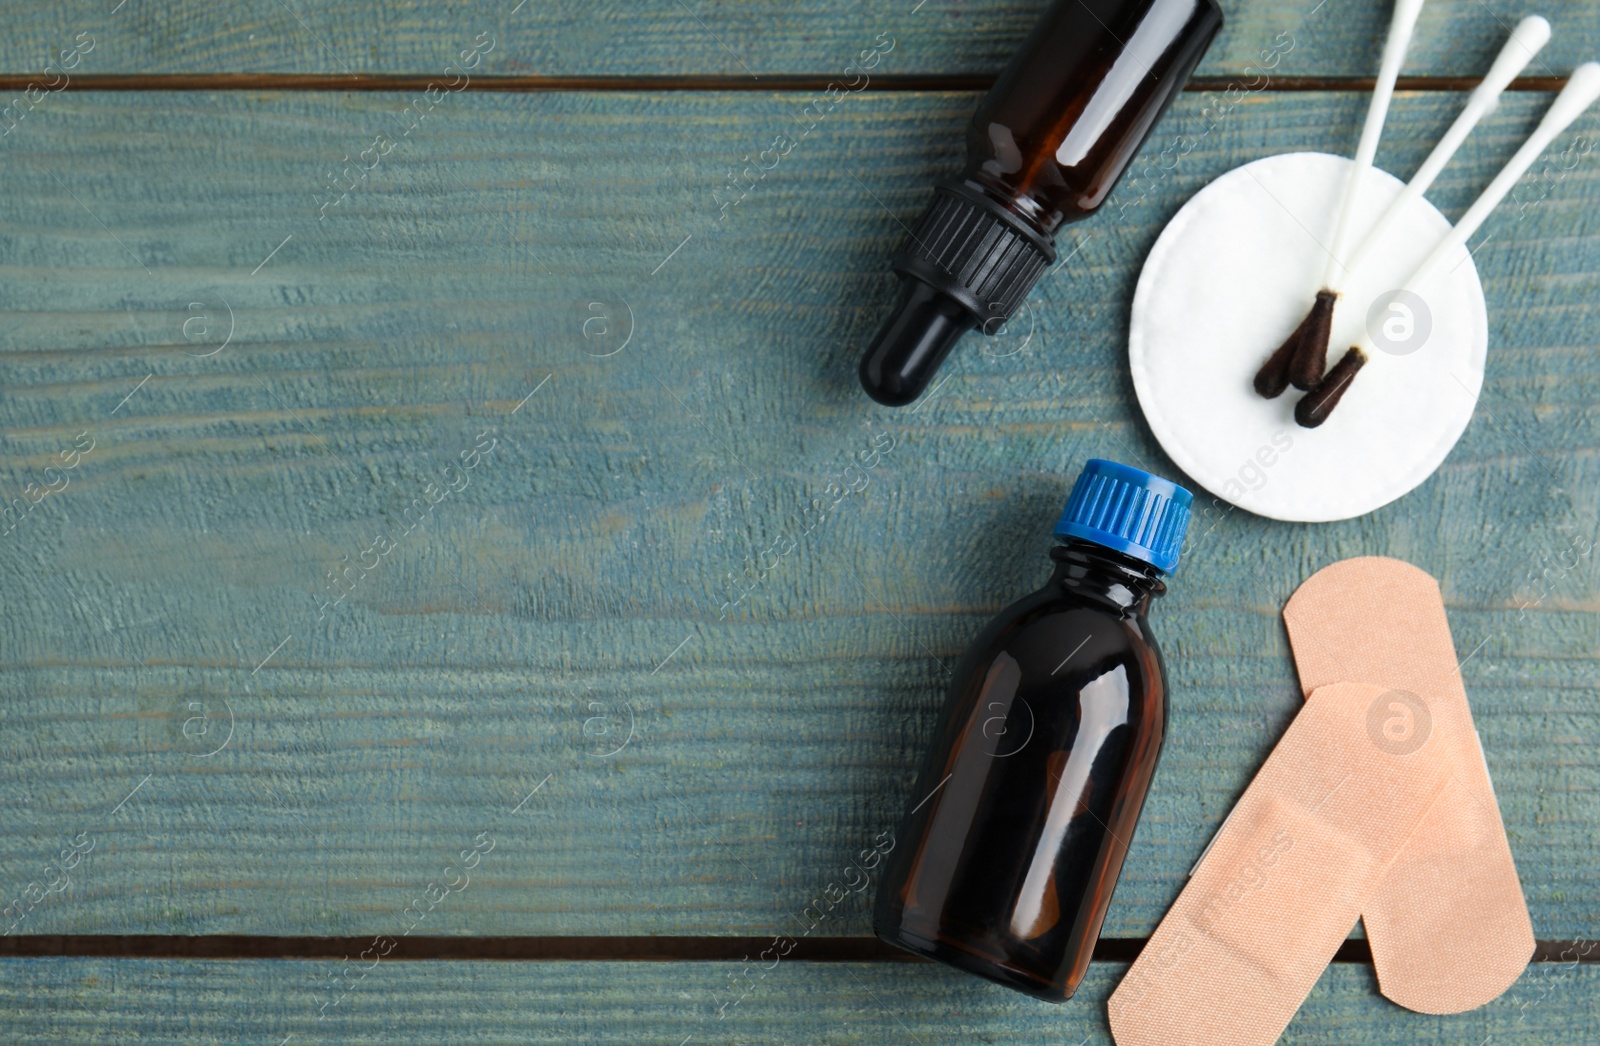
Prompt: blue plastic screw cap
<box><xmin>1053</xmin><ymin>459</ymin><xmax>1194</xmax><ymax>574</ymax></box>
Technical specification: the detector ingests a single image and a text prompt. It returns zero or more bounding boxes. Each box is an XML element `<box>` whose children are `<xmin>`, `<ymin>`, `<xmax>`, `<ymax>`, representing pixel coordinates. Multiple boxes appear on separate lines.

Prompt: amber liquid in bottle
<box><xmin>963</xmin><ymin>0</ymin><xmax>1222</xmax><ymax>234</ymax></box>
<box><xmin>873</xmin><ymin>540</ymin><xmax>1170</xmax><ymax>1001</ymax></box>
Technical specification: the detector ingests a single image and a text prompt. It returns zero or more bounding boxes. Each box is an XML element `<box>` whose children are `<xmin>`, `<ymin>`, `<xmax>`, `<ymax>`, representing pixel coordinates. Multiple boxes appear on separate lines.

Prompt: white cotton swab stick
<box><xmin>1365</xmin><ymin>61</ymin><xmax>1600</xmax><ymax>345</ymax></box>
<box><xmin>1295</xmin><ymin>62</ymin><xmax>1600</xmax><ymax>427</ymax></box>
<box><xmin>1337</xmin><ymin>15</ymin><xmax>1552</xmax><ymax>286</ymax></box>
<box><xmin>1322</xmin><ymin>0</ymin><xmax>1431</xmax><ymax>288</ymax></box>
<box><xmin>1253</xmin><ymin>0</ymin><xmax>1430</xmax><ymax>397</ymax></box>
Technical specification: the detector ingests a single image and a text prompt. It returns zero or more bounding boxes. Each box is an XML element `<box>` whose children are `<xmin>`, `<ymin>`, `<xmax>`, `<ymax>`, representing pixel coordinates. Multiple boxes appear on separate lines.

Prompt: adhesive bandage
<box><xmin>1108</xmin><ymin>681</ymin><xmax>1450</xmax><ymax>1045</ymax></box>
<box><xmin>1283</xmin><ymin>556</ymin><xmax>1534</xmax><ymax>1013</ymax></box>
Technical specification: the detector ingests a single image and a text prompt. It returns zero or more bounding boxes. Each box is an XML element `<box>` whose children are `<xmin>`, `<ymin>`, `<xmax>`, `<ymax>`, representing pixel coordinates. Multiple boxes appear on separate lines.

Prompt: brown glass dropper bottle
<box><xmin>859</xmin><ymin>0</ymin><xmax>1223</xmax><ymax>406</ymax></box>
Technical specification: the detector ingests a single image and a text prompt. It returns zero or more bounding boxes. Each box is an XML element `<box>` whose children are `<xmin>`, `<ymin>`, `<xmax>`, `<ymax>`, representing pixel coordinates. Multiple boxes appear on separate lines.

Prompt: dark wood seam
<box><xmin>0</xmin><ymin>936</ymin><xmax>1594</xmax><ymax>963</ymax></box>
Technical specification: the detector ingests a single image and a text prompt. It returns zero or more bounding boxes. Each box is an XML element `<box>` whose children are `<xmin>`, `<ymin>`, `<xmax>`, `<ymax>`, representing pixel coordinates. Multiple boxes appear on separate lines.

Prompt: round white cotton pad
<box><xmin>1128</xmin><ymin>151</ymin><xmax>1488</xmax><ymax>523</ymax></box>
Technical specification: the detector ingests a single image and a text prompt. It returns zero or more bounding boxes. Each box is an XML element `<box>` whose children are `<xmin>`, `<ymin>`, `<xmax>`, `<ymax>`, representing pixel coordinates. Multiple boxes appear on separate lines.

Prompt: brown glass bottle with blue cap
<box><xmin>874</xmin><ymin>459</ymin><xmax>1193</xmax><ymax>1001</ymax></box>
<box><xmin>858</xmin><ymin>0</ymin><xmax>1222</xmax><ymax>406</ymax></box>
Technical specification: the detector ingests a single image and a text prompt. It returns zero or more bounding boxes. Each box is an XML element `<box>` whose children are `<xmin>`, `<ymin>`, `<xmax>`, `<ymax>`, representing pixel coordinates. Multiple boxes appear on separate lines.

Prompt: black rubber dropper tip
<box><xmin>858</xmin><ymin>280</ymin><xmax>977</xmax><ymax>407</ymax></box>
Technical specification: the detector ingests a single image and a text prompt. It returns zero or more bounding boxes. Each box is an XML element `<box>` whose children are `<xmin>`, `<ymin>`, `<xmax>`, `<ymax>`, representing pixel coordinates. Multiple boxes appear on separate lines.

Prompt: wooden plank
<box><xmin>0</xmin><ymin>89</ymin><xmax>1596</xmax><ymax>941</ymax></box>
<box><xmin>0</xmin><ymin>956</ymin><xmax>1595</xmax><ymax>1042</ymax></box>
<box><xmin>0</xmin><ymin>0</ymin><xmax>1594</xmax><ymax>80</ymax></box>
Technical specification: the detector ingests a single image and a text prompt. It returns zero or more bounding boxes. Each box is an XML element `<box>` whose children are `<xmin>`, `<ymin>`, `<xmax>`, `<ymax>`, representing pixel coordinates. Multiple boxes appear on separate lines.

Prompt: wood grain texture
<box><xmin>0</xmin><ymin>957</ymin><xmax>1596</xmax><ymax>1043</ymax></box>
<box><xmin>0</xmin><ymin>0</ymin><xmax>1594</xmax><ymax>79</ymax></box>
<box><xmin>0</xmin><ymin>74</ymin><xmax>1584</xmax><ymax>93</ymax></box>
<box><xmin>0</xmin><ymin>89</ymin><xmax>1595</xmax><ymax>945</ymax></box>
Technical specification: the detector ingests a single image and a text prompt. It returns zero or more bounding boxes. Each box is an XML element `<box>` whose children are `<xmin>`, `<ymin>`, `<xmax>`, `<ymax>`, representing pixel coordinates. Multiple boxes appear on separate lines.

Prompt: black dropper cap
<box><xmin>859</xmin><ymin>180</ymin><xmax>1054</xmax><ymax>407</ymax></box>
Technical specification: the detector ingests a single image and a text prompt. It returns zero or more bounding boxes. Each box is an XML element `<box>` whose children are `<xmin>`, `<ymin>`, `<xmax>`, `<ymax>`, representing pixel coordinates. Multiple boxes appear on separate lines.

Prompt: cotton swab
<box><xmin>1338</xmin><ymin>15</ymin><xmax>1552</xmax><ymax>284</ymax></box>
<box><xmin>1253</xmin><ymin>0</ymin><xmax>1429</xmax><ymax>398</ymax></box>
<box><xmin>1295</xmin><ymin>62</ymin><xmax>1600</xmax><ymax>427</ymax></box>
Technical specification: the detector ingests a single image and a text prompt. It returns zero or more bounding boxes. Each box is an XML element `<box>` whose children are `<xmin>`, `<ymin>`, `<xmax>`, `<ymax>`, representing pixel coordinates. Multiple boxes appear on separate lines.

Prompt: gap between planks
<box><xmin>0</xmin><ymin>936</ymin><xmax>1594</xmax><ymax>963</ymax></box>
<box><xmin>0</xmin><ymin>73</ymin><xmax>1573</xmax><ymax>93</ymax></box>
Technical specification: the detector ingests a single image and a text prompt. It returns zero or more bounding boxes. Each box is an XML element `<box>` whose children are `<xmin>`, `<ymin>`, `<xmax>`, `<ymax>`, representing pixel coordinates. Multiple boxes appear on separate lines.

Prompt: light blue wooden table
<box><xmin>0</xmin><ymin>0</ymin><xmax>1596</xmax><ymax>1041</ymax></box>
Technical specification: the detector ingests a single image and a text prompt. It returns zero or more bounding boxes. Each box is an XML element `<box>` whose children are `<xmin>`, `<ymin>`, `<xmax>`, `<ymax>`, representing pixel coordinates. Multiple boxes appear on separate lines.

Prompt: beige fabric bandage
<box><xmin>1283</xmin><ymin>556</ymin><xmax>1534</xmax><ymax>1014</ymax></box>
<box><xmin>1108</xmin><ymin>681</ymin><xmax>1450</xmax><ymax>1046</ymax></box>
